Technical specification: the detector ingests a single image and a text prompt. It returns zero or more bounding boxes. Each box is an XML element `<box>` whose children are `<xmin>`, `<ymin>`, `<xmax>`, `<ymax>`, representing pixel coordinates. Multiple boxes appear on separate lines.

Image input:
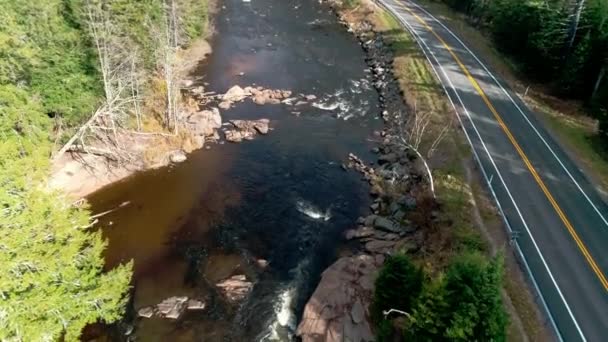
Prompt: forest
<box><xmin>0</xmin><ymin>0</ymin><xmax>207</xmax><ymax>339</ymax></box>
<box><xmin>438</xmin><ymin>0</ymin><xmax>608</xmax><ymax>145</ymax></box>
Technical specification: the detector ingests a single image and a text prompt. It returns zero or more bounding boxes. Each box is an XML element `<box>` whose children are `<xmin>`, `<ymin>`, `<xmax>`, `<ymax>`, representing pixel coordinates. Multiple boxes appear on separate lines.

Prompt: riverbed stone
<box><xmin>137</xmin><ymin>306</ymin><xmax>154</xmax><ymax>318</ymax></box>
<box><xmin>216</xmin><ymin>275</ymin><xmax>253</xmax><ymax>302</ymax></box>
<box><xmin>186</xmin><ymin>299</ymin><xmax>206</xmax><ymax>310</ymax></box>
<box><xmin>224</xmin><ymin>119</ymin><xmax>270</xmax><ymax>142</ymax></box>
<box><xmin>157</xmin><ymin>296</ymin><xmax>188</xmax><ymax>319</ymax></box>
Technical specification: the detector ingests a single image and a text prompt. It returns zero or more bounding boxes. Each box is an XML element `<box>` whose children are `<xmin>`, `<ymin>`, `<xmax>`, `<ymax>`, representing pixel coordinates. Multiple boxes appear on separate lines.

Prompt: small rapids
<box><xmin>258</xmin><ymin>258</ymin><xmax>311</xmax><ymax>341</ymax></box>
<box><xmin>296</xmin><ymin>200</ymin><xmax>332</xmax><ymax>221</ymax></box>
<box><xmin>311</xmin><ymin>78</ymin><xmax>373</xmax><ymax>121</ymax></box>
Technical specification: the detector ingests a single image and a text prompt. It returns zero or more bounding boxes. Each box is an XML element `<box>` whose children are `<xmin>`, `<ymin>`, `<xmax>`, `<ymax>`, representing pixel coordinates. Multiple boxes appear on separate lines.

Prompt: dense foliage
<box><xmin>373</xmin><ymin>253</ymin><xmax>507</xmax><ymax>341</ymax></box>
<box><xmin>436</xmin><ymin>0</ymin><xmax>608</xmax><ymax>145</ymax></box>
<box><xmin>1</xmin><ymin>0</ymin><xmax>208</xmax><ymax>339</ymax></box>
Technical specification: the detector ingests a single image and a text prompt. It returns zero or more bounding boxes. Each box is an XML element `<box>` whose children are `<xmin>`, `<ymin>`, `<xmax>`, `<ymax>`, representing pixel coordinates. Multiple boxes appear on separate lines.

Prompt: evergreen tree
<box><xmin>0</xmin><ymin>85</ymin><xmax>133</xmax><ymax>341</ymax></box>
<box><xmin>371</xmin><ymin>254</ymin><xmax>423</xmax><ymax>323</ymax></box>
<box><xmin>442</xmin><ymin>253</ymin><xmax>507</xmax><ymax>341</ymax></box>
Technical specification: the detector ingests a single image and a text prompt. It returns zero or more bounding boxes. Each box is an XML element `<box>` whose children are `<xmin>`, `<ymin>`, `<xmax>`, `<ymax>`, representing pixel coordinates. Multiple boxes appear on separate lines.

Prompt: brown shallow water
<box><xmin>88</xmin><ymin>0</ymin><xmax>382</xmax><ymax>340</ymax></box>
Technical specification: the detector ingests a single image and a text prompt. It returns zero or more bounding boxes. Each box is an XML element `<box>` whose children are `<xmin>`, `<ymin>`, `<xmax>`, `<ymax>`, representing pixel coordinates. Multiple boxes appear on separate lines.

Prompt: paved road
<box><xmin>378</xmin><ymin>0</ymin><xmax>608</xmax><ymax>340</ymax></box>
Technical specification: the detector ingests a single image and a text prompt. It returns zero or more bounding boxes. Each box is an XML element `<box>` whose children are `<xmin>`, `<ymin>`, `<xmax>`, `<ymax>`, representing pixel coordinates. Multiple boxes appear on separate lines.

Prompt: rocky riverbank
<box><xmin>296</xmin><ymin>1</ymin><xmax>435</xmax><ymax>340</ymax></box>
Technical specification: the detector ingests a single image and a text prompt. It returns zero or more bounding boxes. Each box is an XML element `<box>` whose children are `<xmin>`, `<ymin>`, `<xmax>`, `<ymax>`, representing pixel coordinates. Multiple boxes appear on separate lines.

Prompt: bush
<box><xmin>372</xmin><ymin>254</ymin><xmax>423</xmax><ymax>323</ymax></box>
<box><xmin>443</xmin><ymin>253</ymin><xmax>507</xmax><ymax>341</ymax></box>
<box><xmin>373</xmin><ymin>252</ymin><xmax>507</xmax><ymax>341</ymax></box>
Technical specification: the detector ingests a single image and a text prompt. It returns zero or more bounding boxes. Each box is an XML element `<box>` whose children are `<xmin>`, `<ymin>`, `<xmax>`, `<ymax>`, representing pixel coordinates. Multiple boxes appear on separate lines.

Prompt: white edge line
<box><xmin>407</xmin><ymin>0</ymin><xmax>608</xmax><ymax>228</ymax></box>
<box><xmin>377</xmin><ymin>0</ymin><xmax>585</xmax><ymax>340</ymax></box>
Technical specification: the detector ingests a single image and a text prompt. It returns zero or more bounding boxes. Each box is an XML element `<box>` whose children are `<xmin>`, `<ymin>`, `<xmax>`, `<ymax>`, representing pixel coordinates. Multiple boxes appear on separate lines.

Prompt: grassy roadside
<box><xmin>415</xmin><ymin>0</ymin><xmax>608</xmax><ymax>194</ymax></box>
<box><xmin>358</xmin><ymin>1</ymin><xmax>550</xmax><ymax>340</ymax></box>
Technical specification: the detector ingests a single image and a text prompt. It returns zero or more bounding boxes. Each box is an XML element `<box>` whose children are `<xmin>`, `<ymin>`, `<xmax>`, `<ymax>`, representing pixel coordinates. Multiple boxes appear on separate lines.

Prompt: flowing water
<box><xmin>89</xmin><ymin>0</ymin><xmax>381</xmax><ymax>340</ymax></box>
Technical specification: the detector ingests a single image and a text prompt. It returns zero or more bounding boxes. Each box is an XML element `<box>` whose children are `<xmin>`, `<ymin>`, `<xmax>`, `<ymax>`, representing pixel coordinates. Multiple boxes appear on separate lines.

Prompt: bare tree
<box><xmin>54</xmin><ymin>0</ymin><xmax>143</xmax><ymax>161</ymax></box>
<box><xmin>392</xmin><ymin>106</ymin><xmax>451</xmax><ymax>198</ymax></box>
<box><xmin>152</xmin><ymin>0</ymin><xmax>182</xmax><ymax>134</ymax></box>
<box><xmin>566</xmin><ymin>0</ymin><xmax>586</xmax><ymax>52</ymax></box>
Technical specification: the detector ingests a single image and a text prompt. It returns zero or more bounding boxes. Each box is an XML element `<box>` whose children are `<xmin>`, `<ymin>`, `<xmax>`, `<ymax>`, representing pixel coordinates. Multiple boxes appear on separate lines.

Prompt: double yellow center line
<box><xmin>395</xmin><ymin>2</ymin><xmax>608</xmax><ymax>291</ymax></box>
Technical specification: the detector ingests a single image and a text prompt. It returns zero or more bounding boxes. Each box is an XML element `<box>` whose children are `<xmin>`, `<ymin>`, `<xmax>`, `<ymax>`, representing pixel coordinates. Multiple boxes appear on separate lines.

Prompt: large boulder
<box><xmin>187</xmin><ymin>108</ymin><xmax>222</xmax><ymax>137</ymax></box>
<box><xmin>224</xmin><ymin>119</ymin><xmax>270</xmax><ymax>143</ymax></box>
<box><xmin>223</xmin><ymin>85</ymin><xmax>249</xmax><ymax>102</ymax></box>
<box><xmin>296</xmin><ymin>255</ymin><xmax>380</xmax><ymax>342</ymax></box>
<box><xmin>169</xmin><ymin>150</ymin><xmax>187</xmax><ymax>164</ymax></box>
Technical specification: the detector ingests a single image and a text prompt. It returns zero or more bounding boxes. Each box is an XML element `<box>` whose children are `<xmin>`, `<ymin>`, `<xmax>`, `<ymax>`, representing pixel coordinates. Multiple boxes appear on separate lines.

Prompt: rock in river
<box><xmin>224</xmin><ymin>119</ymin><xmax>270</xmax><ymax>142</ymax></box>
<box><xmin>187</xmin><ymin>107</ymin><xmax>222</xmax><ymax>137</ymax></box>
<box><xmin>216</xmin><ymin>274</ymin><xmax>253</xmax><ymax>302</ymax></box>
<box><xmin>223</xmin><ymin>85</ymin><xmax>249</xmax><ymax>102</ymax></box>
<box><xmin>137</xmin><ymin>296</ymin><xmax>206</xmax><ymax>320</ymax></box>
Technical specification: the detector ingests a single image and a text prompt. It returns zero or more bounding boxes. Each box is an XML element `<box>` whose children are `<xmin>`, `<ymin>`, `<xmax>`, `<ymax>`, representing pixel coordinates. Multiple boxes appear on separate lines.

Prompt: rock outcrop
<box><xmin>296</xmin><ymin>255</ymin><xmax>381</xmax><ymax>342</ymax></box>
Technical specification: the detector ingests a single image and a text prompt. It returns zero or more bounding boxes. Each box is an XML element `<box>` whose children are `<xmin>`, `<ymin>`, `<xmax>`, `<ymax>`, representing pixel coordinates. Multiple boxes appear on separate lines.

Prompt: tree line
<box><xmin>438</xmin><ymin>0</ymin><xmax>608</xmax><ymax>146</ymax></box>
<box><xmin>0</xmin><ymin>0</ymin><xmax>207</xmax><ymax>339</ymax></box>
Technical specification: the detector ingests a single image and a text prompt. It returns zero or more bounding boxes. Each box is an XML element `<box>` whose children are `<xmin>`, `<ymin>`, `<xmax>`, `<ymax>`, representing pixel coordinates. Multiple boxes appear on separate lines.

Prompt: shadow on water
<box><xmin>87</xmin><ymin>0</ymin><xmax>382</xmax><ymax>340</ymax></box>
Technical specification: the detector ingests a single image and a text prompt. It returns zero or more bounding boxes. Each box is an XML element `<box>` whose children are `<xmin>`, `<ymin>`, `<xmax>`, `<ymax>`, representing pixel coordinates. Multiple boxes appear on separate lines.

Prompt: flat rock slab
<box><xmin>297</xmin><ymin>255</ymin><xmax>379</xmax><ymax>342</ymax></box>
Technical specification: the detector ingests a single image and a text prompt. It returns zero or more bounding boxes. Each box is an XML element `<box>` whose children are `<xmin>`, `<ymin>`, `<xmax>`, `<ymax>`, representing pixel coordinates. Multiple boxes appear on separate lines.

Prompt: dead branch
<box><xmin>67</xmin><ymin>145</ymin><xmax>121</xmax><ymax>161</ymax></box>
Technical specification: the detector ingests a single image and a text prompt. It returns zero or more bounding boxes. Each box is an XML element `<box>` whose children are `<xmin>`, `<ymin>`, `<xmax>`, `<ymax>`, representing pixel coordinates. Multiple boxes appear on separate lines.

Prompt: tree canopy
<box><xmin>372</xmin><ymin>253</ymin><xmax>507</xmax><ymax>341</ymax></box>
<box><xmin>0</xmin><ymin>0</ymin><xmax>209</xmax><ymax>339</ymax></box>
<box><xmin>438</xmin><ymin>0</ymin><xmax>608</xmax><ymax>145</ymax></box>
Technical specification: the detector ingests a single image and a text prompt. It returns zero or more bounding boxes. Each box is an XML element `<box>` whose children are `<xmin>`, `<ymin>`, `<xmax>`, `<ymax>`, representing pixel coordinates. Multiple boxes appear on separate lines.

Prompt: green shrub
<box><xmin>372</xmin><ymin>254</ymin><xmax>423</xmax><ymax>323</ymax></box>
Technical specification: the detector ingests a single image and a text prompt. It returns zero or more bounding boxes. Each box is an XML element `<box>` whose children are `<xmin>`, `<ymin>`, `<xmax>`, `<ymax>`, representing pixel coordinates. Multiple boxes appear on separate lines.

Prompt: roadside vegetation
<box><xmin>424</xmin><ymin>0</ymin><xmax>608</xmax><ymax>189</ymax></box>
<box><xmin>0</xmin><ymin>0</ymin><xmax>208</xmax><ymax>339</ymax></box>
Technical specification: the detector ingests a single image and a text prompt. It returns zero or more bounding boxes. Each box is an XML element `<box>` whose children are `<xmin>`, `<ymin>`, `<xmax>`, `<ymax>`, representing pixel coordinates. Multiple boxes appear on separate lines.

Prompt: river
<box><xmin>88</xmin><ymin>0</ymin><xmax>381</xmax><ymax>340</ymax></box>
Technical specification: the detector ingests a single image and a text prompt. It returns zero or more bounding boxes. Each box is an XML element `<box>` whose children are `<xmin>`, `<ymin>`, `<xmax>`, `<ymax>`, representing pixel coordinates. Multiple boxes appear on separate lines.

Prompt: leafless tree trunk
<box><xmin>392</xmin><ymin>105</ymin><xmax>451</xmax><ymax>198</ymax></box>
<box><xmin>593</xmin><ymin>64</ymin><xmax>606</xmax><ymax>99</ymax></box>
<box><xmin>566</xmin><ymin>0</ymin><xmax>586</xmax><ymax>52</ymax></box>
<box><xmin>156</xmin><ymin>0</ymin><xmax>181</xmax><ymax>134</ymax></box>
<box><xmin>55</xmin><ymin>0</ymin><xmax>143</xmax><ymax>161</ymax></box>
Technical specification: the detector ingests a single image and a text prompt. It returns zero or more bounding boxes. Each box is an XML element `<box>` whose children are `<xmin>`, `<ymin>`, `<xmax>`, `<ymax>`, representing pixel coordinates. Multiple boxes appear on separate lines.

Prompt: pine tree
<box><xmin>0</xmin><ymin>85</ymin><xmax>133</xmax><ymax>341</ymax></box>
<box><xmin>371</xmin><ymin>254</ymin><xmax>423</xmax><ymax>323</ymax></box>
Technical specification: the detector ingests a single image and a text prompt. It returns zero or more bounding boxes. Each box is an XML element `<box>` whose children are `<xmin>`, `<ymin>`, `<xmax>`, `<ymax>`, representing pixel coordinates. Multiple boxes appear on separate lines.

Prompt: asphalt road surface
<box><xmin>377</xmin><ymin>0</ymin><xmax>608</xmax><ymax>340</ymax></box>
